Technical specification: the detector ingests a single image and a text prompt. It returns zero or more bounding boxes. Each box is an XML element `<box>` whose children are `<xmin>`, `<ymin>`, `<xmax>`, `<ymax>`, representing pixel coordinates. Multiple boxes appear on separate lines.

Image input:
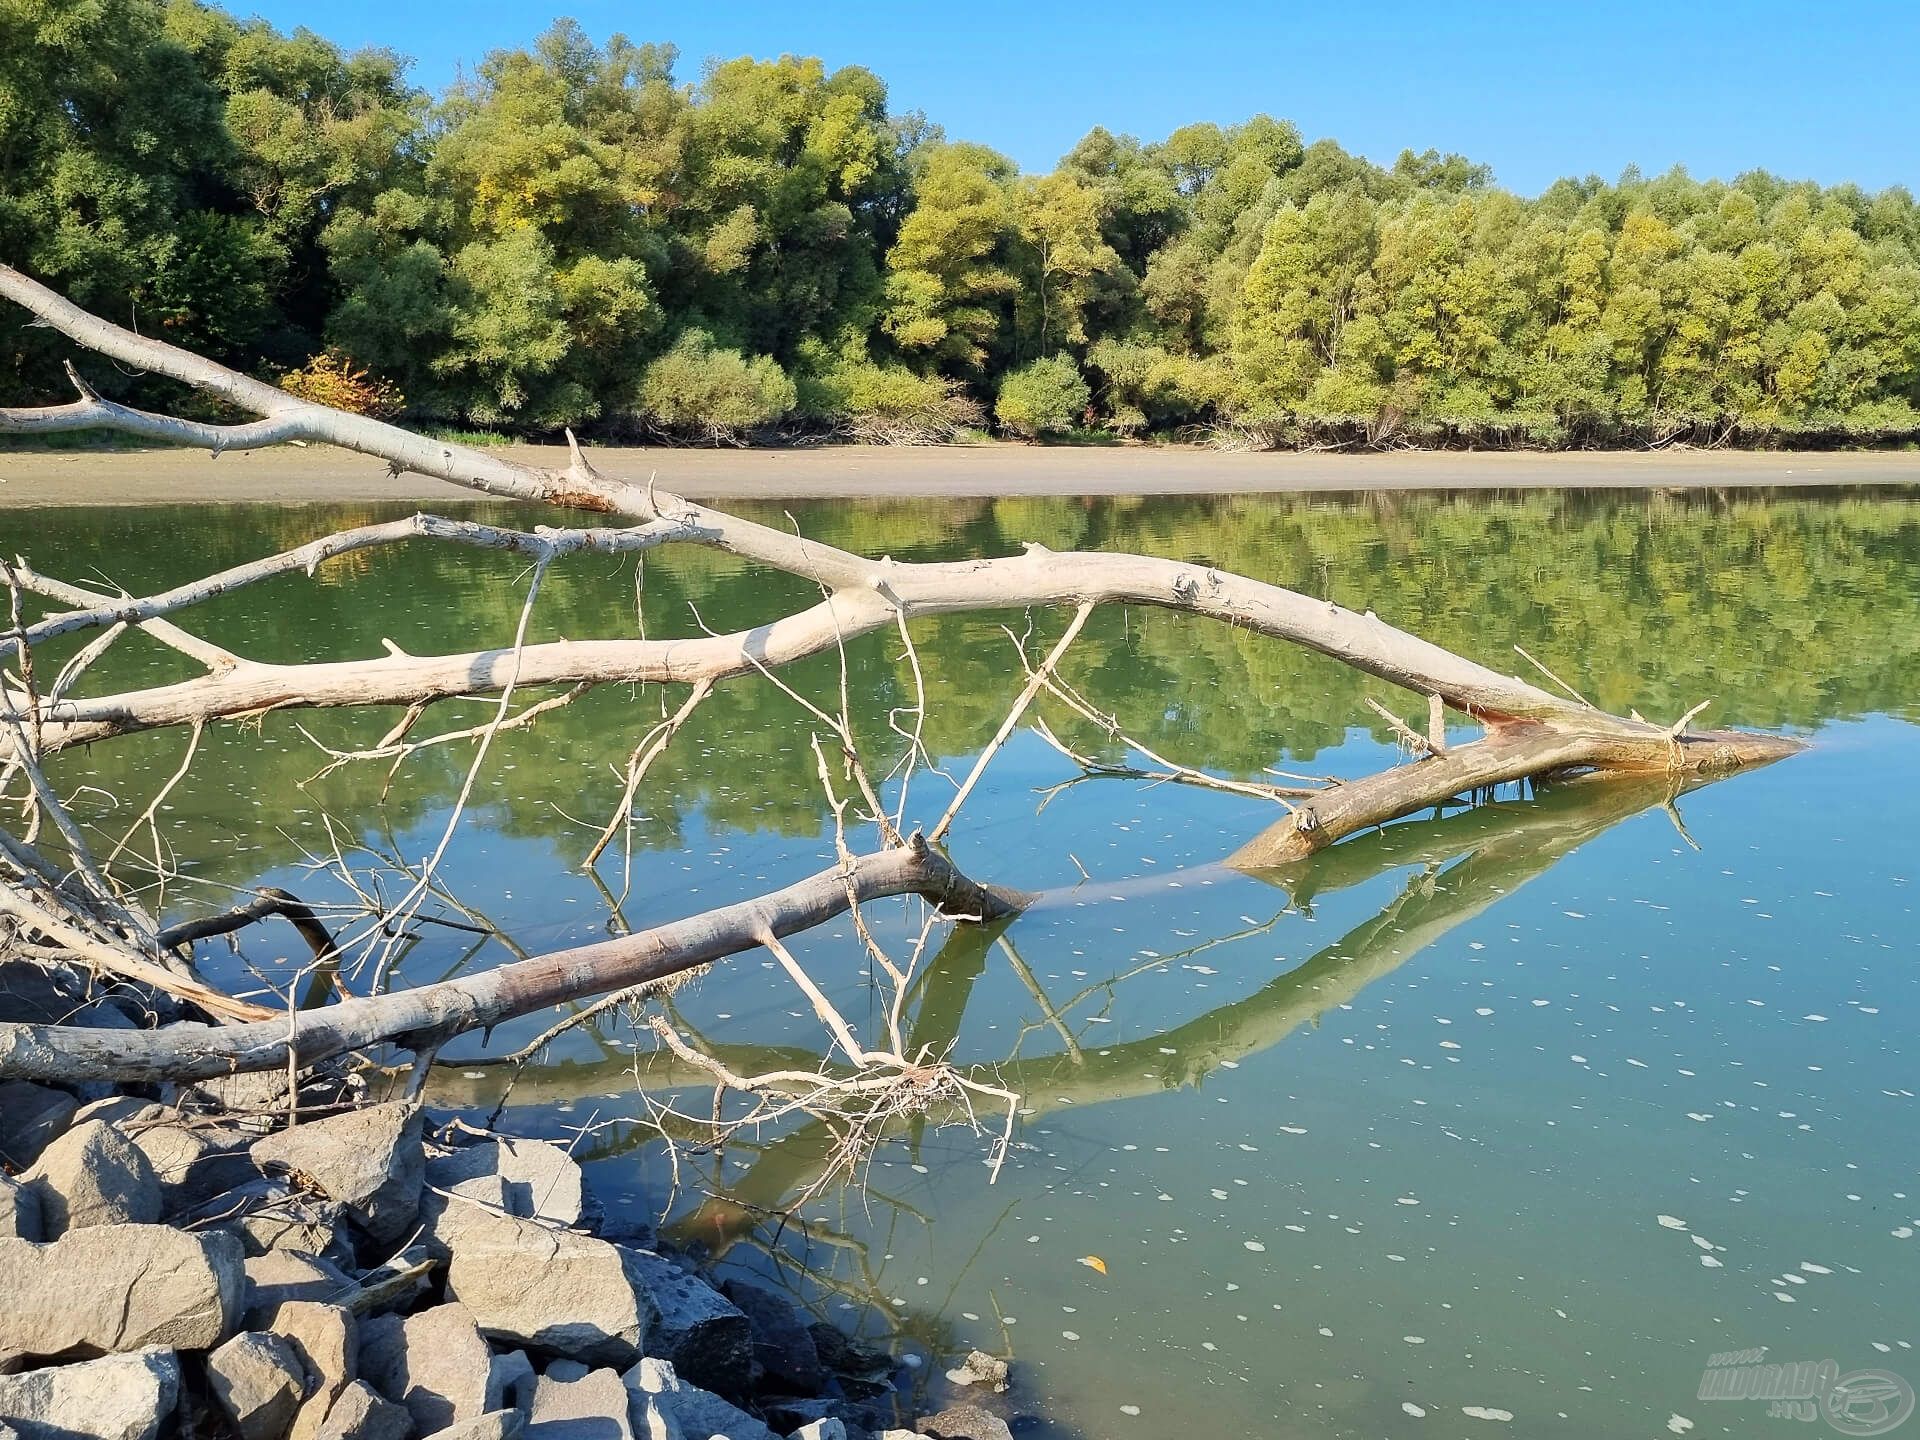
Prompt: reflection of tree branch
<box><xmin>434</xmin><ymin>775</ymin><xmax>1705</xmax><ymax>1249</ymax></box>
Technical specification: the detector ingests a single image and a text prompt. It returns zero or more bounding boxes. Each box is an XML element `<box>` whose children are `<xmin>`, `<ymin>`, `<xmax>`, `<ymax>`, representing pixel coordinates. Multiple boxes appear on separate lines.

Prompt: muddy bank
<box><xmin>3</xmin><ymin>441</ymin><xmax>1917</xmax><ymax>509</ymax></box>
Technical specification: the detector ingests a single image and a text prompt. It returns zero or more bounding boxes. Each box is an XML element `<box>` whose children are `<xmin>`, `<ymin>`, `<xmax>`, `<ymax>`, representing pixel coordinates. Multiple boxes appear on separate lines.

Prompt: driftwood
<box><xmin>0</xmin><ymin>263</ymin><xmax>1804</xmax><ymax>1094</ymax></box>
<box><xmin>0</xmin><ymin>839</ymin><xmax>1021</xmax><ymax>1083</ymax></box>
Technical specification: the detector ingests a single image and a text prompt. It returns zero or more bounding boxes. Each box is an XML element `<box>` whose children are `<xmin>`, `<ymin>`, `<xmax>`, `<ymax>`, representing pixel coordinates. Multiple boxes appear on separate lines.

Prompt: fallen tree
<box><xmin>0</xmin><ymin>262</ymin><xmax>1803</xmax><ymax>1111</ymax></box>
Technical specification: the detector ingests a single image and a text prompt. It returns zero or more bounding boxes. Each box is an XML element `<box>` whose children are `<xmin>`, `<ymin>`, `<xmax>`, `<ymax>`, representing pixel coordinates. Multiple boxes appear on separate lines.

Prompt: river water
<box><xmin>16</xmin><ymin>488</ymin><xmax>1920</xmax><ymax>1438</ymax></box>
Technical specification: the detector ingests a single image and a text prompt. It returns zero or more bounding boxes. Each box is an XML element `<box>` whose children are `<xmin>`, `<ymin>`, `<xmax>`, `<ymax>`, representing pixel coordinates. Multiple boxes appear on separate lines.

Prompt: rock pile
<box><xmin>0</xmin><ymin>1080</ymin><xmax>1002</xmax><ymax>1440</ymax></box>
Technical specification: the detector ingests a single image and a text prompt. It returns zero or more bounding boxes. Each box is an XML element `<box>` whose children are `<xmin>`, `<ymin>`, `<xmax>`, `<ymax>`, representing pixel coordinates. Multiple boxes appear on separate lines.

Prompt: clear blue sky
<box><xmin>239</xmin><ymin>0</ymin><xmax>1917</xmax><ymax>196</ymax></box>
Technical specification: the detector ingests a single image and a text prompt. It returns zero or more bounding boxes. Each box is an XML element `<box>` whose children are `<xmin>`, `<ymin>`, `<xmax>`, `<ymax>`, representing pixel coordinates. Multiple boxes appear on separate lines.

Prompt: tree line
<box><xmin>6</xmin><ymin>1</ymin><xmax>1920</xmax><ymax>448</ymax></box>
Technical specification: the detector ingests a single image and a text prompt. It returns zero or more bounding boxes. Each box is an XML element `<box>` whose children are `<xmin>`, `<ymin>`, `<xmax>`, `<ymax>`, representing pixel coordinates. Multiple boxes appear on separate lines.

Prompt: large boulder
<box><xmin>527</xmin><ymin>1368</ymin><xmax>632</xmax><ymax>1440</ymax></box>
<box><xmin>0</xmin><ymin>1082</ymin><xmax>75</xmax><ymax>1173</ymax></box>
<box><xmin>358</xmin><ymin>1303</ymin><xmax>496</xmax><ymax>1435</ymax></box>
<box><xmin>425</xmin><ymin>1139</ymin><xmax>585</xmax><ymax>1227</ymax></box>
<box><xmin>273</xmin><ymin>1301</ymin><xmax>357</xmax><ymax>1440</ymax></box>
<box><xmin>620</xmin><ymin>1249</ymin><xmax>750</xmax><ymax>1397</ymax></box>
<box><xmin>19</xmin><ymin>1119</ymin><xmax>161</xmax><ymax>1236</ymax></box>
<box><xmin>0</xmin><ymin>1176</ymin><xmax>39</xmax><ymax>1243</ymax></box>
<box><xmin>313</xmin><ymin>1380</ymin><xmax>411</xmax><ymax>1440</ymax></box>
<box><xmin>0</xmin><ymin>1347</ymin><xmax>179</xmax><ymax>1440</ymax></box>
<box><xmin>0</xmin><ymin>1224</ymin><xmax>242</xmax><ymax>1366</ymax></box>
<box><xmin>208</xmin><ymin>1331</ymin><xmax>306</xmax><ymax>1440</ymax></box>
<box><xmin>435</xmin><ymin>1202</ymin><xmax>647</xmax><ymax>1367</ymax></box>
<box><xmin>252</xmin><ymin>1104</ymin><xmax>423</xmax><ymax>1245</ymax></box>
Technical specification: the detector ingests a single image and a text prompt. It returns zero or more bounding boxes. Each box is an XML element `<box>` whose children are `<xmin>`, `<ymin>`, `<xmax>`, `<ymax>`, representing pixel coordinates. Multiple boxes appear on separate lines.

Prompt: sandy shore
<box><xmin>3</xmin><ymin>441</ymin><xmax>1917</xmax><ymax>509</ymax></box>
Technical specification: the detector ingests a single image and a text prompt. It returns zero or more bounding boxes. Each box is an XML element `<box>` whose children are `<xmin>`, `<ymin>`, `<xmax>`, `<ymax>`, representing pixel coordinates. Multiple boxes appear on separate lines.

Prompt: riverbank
<box><xmin>3</xmin><ymin>442</ymin><xmax>1917</xmax><ymax>508</ymax></box>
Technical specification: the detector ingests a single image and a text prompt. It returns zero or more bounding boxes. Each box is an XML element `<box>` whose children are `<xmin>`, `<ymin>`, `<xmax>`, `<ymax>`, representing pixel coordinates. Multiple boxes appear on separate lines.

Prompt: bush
<box><xmin>637</xmin><ymin>331</ymin><xmax>797</xmax><ymax>443</ymax></box>
<box><xmin>800</xmin><ymin>360</ymin><xmax>984</xmax><ymax>444</ymax></box>
<box><xmin>994</xmin><ymin>355</ymin><xmax>1090</xmax><ymax>439</ymax></box>
<box><xmin>1088</xmin><ymin>340</ymin><xmax>1230</xmax><ymax>432</ymax></box>
<box><xmin>278</xmin><ymin>350</ymin><xmax>404</xmax><ymax>418</ymax></box>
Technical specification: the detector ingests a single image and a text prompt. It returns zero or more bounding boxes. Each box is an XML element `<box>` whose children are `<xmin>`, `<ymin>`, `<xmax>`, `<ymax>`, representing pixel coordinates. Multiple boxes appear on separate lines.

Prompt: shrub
<box><xmin>637</xmin><ymin>330</ymin><xmax>797</xmax><ymax>443</ymax></box>
<box><xmin>994</xmin><ymin>354</ymin><xmax>1090</xmax><ymax>439</ymax></box>
<box><xmin>278</xmin><ymin>350</ymin><xmax>404</xmax><ymax>419</ymax></box>
<box><xmin>800</xmin><ymin>360</ymin><xmax>984</xmax><ymax>444</ymax></box>
<box><xmin>1088</xmin><ymin>339</ymin><xmax>1230</xmax><ymax>432</ymax></box>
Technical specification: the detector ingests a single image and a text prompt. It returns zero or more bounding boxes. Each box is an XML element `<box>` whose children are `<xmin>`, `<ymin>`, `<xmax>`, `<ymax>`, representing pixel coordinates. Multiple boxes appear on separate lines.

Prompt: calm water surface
<box><xmin>13</xmin><ymin>488</ymin><xmax>1920</xmax><ymax>1438</ymax></box>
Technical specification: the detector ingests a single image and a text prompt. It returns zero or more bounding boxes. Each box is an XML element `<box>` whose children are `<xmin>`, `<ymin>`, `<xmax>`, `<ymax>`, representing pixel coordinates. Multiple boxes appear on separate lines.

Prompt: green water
<box><xmin>12</xmin><ymin>489</ymin><xmax>1920</xmax><ymax>1438</ymax></box>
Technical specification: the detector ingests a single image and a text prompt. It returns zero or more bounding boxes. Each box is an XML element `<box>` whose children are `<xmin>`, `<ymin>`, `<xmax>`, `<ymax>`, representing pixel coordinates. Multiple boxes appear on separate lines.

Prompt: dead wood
<box><xmin>0</xmin><ymin>837</ymin><xmax>1025</xmax><ymax>1084</ymax></box>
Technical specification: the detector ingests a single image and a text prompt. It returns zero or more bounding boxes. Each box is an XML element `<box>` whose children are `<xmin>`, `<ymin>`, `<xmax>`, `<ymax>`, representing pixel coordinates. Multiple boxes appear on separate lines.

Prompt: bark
<box><xmin>1228</xmin><ymin>720</ymin><xmax>1796</xmax><ymax>865</ymax></box>
<box><xmin>0</xmin><ymin>838</ymin><xmax>1026</xmax><ymax>1083</ymax></box>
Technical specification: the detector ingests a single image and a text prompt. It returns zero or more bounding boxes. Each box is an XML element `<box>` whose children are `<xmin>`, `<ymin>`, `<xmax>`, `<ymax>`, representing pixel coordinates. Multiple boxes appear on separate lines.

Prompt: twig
<box><xmin>932</xmin><ymin>604</ymin><xmax>1094</xmax><ymax>843</ymax></box>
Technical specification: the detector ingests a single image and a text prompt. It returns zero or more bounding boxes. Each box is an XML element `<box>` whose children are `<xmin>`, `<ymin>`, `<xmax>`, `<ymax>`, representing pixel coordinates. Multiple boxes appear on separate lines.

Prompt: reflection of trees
<box><xmin>37</xmin><ymin>489</ymin><xmax>1920</xmax><ymax>897</ymax></box>
<box><xmin>426</xmin><ymin>774</ymin><xmax>1705</xmax><ymax>1251</ymax></box>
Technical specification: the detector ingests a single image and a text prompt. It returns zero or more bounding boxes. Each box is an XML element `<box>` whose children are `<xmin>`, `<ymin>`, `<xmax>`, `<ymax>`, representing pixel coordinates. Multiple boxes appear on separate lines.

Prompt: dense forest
<box><xmin>5</xmin><ymin>1</ymin><xmax>1920</xmax><ymax>448</ymax></box>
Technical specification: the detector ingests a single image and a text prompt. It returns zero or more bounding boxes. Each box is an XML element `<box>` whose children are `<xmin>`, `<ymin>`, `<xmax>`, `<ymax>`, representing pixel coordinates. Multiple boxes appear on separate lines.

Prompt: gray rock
<box><xmin>314</xmin><ymin>1380</ymin><xmax>411</xmax><ymax>1440</ymax></box>
<box><xmin>0</xmin><ymin>1347</ymin><xmax>179</xmax><ymax>1440</ymax></box>
<box><xmin>647</xmin><ymin>1388</ymin><xmax>778</xmax><ymax>1440</ymax></box>
<box><xmin>0</xmin><ymin>1082</ymin><xmax>75</xmax><ymax>1172</ymax></box>
<box><xmin>243</xmin><ymin>1250</ymin><xmax>357</xmax><ymax>1328</ymax></box>
<box><xmin>209</xmin><ymin>1330</ymin><xmax>306</xmax><ymax>1440</ymax></box>
<box><xmin>620</xmin><ymin>1363</ymin><xmax>680</xmax><ymax>1440</ymax></box>
<box><xmin>542</xmin><ymin>1362</ymin><xmax>591</xmax><ymax>1385</ymax></box>
<box><xmin>137</xmin><ymin>1122</ymin><xmax>260</xmax><ymax>1212</ymax></box>
<box><xmin>271</xmin><ymin>1300</ymin><xmax>357</xmax><ymax>1440</ymax></box>
<box><xmin>628</xmin><ymin>1397</ymin><xmax>682</xmax><ymax>1440</ymax></box>
<box><xmin>203</xmin><ymin>1178</ymin><xmax>359</xmax><ymax>1271</ymax></box>
<box><xmin>436</xmin><ymin>1202</ymin><xmax>647</xmax><ymax>1366</ymax></box>
<box><xmin>789</xmin><ymin>1421</ymin><xmax>850</xmax><ymax>1440</ymax></box>
<box><xmin>0</xmin><ymin>1175</ymin><xmax>40</xmax><ymax>1243</ymax></box>
<box><xmin>620</xmin><ymin>1248</ymin><xmax>751</xmax><ymax>1396</ymax></box>
<box><xmin>71</xmin><ymin>1097</ymin><xmax>165</xmax><ymax>1129</ymax></box>
<box><xmin>425</xmin><ymin>1138</ymin><xmax>585</xmax><ymax>1227</ymax></box>
<box><xmin>943</xmin><ymin>1352</ymin><xmax>1007</xmax><ymax>1394</ymax></box>
<box><xmin>19</xmin><ymin>1119</ymin><xmax>161</xmax><ymax>1236</ymax></box>
<box><xmin>724</xmin><ymin>1281</ymin><xmax>824</xmax><ymax>1393</ymax></box>
<box><xmin>620</xmin><ymin>1359</ymin><xmax>681</xmax><ymax>1396</ymax></box>
<box><xmin>0</xmin><ymin>1224</ymin><xmax>242</xmax><ymax>1366</ymax></box>
<box><xmin>425</xmin><ymin>1413</ymin><xmax>526</xmax><ymax>1440</ymax></box>
<box><xmin>763</xmin><ymin>1400</ymin><xmax>881</xmax><ymax>1437</ymax></box>
<box><xmin>488</xmin><ymin>1352</ymin><xmax>538</xmax><ymax>1415</ymax></box>
<box><xmin>527</xmin><ymin>1369</ymin><xmax>632</xmax><ymax>1440</ymax></box>
<box><xmin>914</xmin><ymin>1405</ymin><xmax>1012</xmax><ymax>1440</ymax></box>
<box><xmin>621</xmin><ymin>1366</ymin><xmax>775</xmax><ymax>1440</ymax></box>
<box><xmin>252</xmin><ymin>1104</ymin><xmax>424</xmax><ymax>1246</ymax></box>
<box><xmin>358</xmin><ymin>1303</ymin><xmax>496</xmax><ymax>1434</ymax></box>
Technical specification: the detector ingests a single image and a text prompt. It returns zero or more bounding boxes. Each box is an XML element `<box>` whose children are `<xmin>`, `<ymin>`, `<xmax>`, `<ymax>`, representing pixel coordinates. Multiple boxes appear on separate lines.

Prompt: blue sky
<box><xmin>239</xmin><ymin>1</ymin><xmax>1918</xmax><ymax>196</ymax></box>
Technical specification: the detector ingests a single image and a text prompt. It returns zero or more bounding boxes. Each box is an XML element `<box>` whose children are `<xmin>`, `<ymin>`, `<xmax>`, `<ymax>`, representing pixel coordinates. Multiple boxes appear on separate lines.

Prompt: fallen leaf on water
<box><xmin>1077</xmin><ymin>1255</ymin><xmax>1108</xmax><ymax>1275</ymax></box>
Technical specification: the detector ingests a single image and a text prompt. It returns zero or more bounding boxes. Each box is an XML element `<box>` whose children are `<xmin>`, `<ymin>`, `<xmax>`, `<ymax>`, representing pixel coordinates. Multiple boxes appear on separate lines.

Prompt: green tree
<box><xmin>995</xmin><ymin>353</ymin><xmax>1090</xmax><ymax>437</ymax></box>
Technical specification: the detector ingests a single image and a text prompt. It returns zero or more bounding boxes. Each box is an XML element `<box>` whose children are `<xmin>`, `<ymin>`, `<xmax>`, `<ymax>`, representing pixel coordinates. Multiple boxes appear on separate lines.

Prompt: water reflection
<box><xmin>18</xmin><ymin>490</ymin><xmax>1920</xmax><ymax>1438</ymax></box>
